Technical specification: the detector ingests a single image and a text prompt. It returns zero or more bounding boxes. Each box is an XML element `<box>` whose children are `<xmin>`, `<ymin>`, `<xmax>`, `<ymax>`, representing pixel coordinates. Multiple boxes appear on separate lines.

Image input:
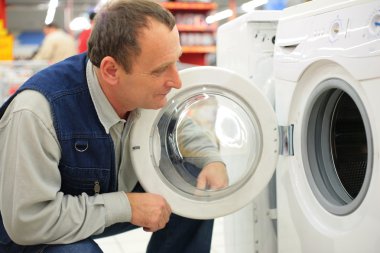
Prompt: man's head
<box><xmin>89</xmin><ymin>0</ymin><xmax>182</xmax><ymax>115</ymax></box>
<box><xmin>88</xmin><ymin>0</ymin><xmax>176</xmax><ymax>73</ymax></box>
<box><xmin>89</xmin><ymin>11</ymin><xmax>96</xmax><ymax>22</ymax></box>
<box><xmin>43</xmin><ymin>23</ymin><xmax>59</xmax><ymax>35</ymax></box>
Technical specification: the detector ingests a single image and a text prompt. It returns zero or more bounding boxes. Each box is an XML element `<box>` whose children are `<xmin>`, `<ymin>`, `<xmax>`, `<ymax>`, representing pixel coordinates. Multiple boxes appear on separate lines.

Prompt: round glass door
<box><xmin>153</xmin><ymin>88</ymin><xmax>260</xmax><ymax>200</ymax></box>
<box><xmin>130</xmin><ymin>66</ymin><xmax>278</xmax><ymax>219</ymax></box>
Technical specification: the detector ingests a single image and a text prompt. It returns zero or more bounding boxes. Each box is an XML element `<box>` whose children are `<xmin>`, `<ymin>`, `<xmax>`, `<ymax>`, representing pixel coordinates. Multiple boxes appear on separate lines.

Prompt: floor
<box><xmin>95</xmin><ymin>218</ymin><xmax>226</xmax><ymax>253</ymax></box>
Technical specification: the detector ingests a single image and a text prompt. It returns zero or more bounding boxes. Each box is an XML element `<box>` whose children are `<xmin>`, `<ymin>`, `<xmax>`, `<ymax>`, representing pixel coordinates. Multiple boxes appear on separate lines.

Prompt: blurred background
<box><xmin>1</xmin><ymin>0</ymin><xmax>306</xmax><ymax>62</ymax></box>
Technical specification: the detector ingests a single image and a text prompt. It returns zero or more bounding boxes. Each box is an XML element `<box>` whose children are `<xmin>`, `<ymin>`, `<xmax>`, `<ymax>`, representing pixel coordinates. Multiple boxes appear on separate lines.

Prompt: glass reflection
<box><xmin>153</xmin><ymin>90</ymin><xmax>259</xmax><ymax>198</ymax></box>
<box><xmin>177</xmin><ymin>96</ymin><xmax>228</xmax><ymax>190</ymax></box>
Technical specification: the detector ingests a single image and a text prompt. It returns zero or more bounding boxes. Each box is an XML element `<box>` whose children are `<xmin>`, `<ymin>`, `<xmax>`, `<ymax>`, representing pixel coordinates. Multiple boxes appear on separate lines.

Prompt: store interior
<box><xmin>1</xmin><ymin>1</ymin><xmax>379</xmax><ymax>253</ymax></box>
<box><xmin>1</xmin><ymin>0</ymin><xmax>305</xmax><ymax>62</ymax></box>
<box><xmin>0</xmin><ymin>1</ymin><xmax>307</xmax><ymax>253</ymax></box>
<box><xmin>0</xmin><ymin>0</ymin><xmax>306</xmax><ymax>103</ymax></box>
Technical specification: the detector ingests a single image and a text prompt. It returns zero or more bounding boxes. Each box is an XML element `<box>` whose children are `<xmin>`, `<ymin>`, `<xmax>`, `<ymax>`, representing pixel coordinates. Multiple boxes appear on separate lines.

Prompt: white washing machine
<box><xmin>217</xmin><ymin>10</ymin><xmax>280</xmax><ymax>253</ymax></box>
<box><xmin>127</xmin><ymin>1</ymin><xmax>380</xmax><ymax>253</ymax></box>
<box><xmin>274</xmin><ymin>0</ymin><xmax>380</xmax><ymax>252</ymax></box>
<box><xmin>129</xmin><ymin>67</ymin><xmax>278</xmax><ymax>219</ymax></box>
<box><xmin>217</xmin><ymin>10</ymin><xmax>280</xmax><ymax>106</ymax></box>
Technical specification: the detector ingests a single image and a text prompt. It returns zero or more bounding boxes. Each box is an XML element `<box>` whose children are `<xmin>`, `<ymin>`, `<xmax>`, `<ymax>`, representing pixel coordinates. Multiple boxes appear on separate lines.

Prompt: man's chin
<box><xmin>146</xmin><ymin>101</ymin><xmax>167</xmax><ymax>110</ymax></box>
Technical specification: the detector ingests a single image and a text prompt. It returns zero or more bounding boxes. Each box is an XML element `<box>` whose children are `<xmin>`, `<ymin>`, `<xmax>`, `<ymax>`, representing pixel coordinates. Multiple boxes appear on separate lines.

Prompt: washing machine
<box><xmin>217</xmin><ymin>10</ymin><xmax>280</xmax><ymax>106</ymax></box>
<box><xmin>217</xmin><ymin>10</ymin><xmax>280</xmax><ymax>253</ymax></box>
<box><xmin>128</xmin><ymin>0</ymin><xmax>380</xmax><ymax>252</ymax></box>
<box><xmin>274</xmin><ymin>0</ymin><xmax>380</xmax><ymax>252</ymax></box>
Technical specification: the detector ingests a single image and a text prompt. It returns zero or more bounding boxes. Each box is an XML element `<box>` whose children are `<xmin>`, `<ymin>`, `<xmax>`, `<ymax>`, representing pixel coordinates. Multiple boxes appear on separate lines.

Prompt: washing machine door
<box><xmin>130</xmin><ymin>66</ymin><xmax>278</xmax><ymax>219</ymax></box>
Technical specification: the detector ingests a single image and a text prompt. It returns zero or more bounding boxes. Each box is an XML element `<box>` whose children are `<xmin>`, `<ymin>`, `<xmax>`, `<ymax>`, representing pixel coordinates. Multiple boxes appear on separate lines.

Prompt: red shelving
<box><xmin>182</xmin><ymin>45</ymin><xmax>216</xmax><ymax>53</ymax></box>
<box><xmin>161</xmin><ymin>1</ymin><xmax>217</xmax><ymax>66</ymax></box>
<box><xmin>177</xmin><ymin>24</ymin><xmax>217</xmax><ymax>32</ymax></box>
<box><xmin>161</xmin><ymin>2</ymin><xmax>217</xmax><ymax>11</ymax></box>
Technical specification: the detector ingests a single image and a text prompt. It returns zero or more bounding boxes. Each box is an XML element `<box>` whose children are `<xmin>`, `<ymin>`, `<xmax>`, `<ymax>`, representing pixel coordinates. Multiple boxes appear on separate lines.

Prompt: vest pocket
<box><xmin>59</xmin><ymin>165</ymin><xmax>110</xmax><ymax>196</ymax></box>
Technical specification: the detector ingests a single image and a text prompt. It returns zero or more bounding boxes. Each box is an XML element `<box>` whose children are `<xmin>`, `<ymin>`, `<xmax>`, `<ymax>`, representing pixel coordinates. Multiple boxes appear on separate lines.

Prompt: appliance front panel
<box><xmin>276</xmin><ymin>60</ymin><xmax>380</xmax><ymax>253</ymax></box>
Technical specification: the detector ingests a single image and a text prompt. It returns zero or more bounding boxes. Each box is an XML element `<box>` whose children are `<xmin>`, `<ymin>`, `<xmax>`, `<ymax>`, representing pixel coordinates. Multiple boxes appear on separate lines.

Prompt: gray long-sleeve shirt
<box><xmin>0</xmin><ymin>61</ymin><xmax>135</xmax><ymax>245</ymax></box>
<box><xmin>0</xmin><ymin>60</ymin><xmax>223</xmax><ymax>245</ymax></box>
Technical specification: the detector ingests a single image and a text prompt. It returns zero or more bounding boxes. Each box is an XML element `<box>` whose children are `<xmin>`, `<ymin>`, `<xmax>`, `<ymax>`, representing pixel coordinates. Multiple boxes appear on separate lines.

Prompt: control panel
<box><xmin>369</xmin><ymin>11</ymin><xmax>380</xmax><ymax>36</ymax></box>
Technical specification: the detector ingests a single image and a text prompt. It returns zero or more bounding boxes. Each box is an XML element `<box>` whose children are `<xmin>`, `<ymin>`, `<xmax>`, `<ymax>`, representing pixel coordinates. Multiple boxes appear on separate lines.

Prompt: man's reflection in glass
<box><xmin>158</xmin><ymin>96</ymin><xmax>228</xmax><ymax>191</ymax></box>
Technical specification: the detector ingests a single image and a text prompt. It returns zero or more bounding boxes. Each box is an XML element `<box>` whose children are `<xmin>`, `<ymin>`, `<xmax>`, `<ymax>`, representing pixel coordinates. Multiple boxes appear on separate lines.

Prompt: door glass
<box><xmin>151</xmin><ymin>86</ymin><xmax>262</xmax><ymax>200</ymax></box>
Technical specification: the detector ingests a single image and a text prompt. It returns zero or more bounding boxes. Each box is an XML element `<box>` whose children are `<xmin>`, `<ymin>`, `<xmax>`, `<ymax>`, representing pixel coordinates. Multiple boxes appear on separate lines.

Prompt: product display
<box><xmin>161</xmin><ymin>1</ymin><xmax>217</xmax><ymax>65</ymax></box>
<box><xmin>0</xmin><ymin>60</ymin><xmax>47</xmax><ymax>102</ymax></box>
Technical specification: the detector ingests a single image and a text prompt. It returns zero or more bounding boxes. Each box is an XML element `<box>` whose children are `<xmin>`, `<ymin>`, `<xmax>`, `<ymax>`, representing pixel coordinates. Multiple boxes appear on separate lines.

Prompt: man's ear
<box><xmin>99</xmin><ymin>56</ymin><xmax>120</xmax><ymax>86</ymax></box>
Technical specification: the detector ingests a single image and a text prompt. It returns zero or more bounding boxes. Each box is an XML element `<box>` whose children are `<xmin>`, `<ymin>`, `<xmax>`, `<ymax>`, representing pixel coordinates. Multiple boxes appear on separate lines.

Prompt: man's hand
<box><xmin>197</xmin><ymin>162</ymin><xmax>229</xmax><ymax>190</ymax></box>
<box><xmin>126</xmin><ymin>192</ymin><xmax>171</xmax><ymax>232</ymax></box>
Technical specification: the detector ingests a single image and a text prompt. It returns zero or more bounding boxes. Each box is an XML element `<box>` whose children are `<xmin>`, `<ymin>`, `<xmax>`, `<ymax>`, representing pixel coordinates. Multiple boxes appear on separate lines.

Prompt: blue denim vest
<box><xmin>0</xmin><ymin>54</ymin><xmax>117</xmax><ymax>243</ymax></box>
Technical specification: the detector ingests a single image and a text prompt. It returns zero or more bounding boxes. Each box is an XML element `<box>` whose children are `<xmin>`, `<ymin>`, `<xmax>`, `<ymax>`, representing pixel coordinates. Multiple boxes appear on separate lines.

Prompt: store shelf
<box><xmin>161</xmin><ymin>1</ymin><xmax>217</xmax><ymax>66</ymax></box>
<box><xmin>177</xmin><ymin>24</ymin><xmax>217</xmax><ymax>32</ymax></box>
<box><xmin>182</xmin><ymin>45</ymin><xmax>216</xmax><ymax>53</ymax></box>
<box><xmin>0</xmin><ymin>60</ymin><xmax>48</xmax><ymax>102</ymax></box>
<box><xmin>161</xmin><ymin>2</ymin><xmax>217</xmax><ymax>11</ymax></box>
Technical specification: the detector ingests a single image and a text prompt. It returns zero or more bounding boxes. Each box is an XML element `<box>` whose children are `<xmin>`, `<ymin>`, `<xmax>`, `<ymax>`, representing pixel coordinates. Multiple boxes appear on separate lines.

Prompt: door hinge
<box><xmin>266</xmin><ymin>208</ymin><xmax>277</xmax><ymax>220</ymax></box>
<box><xmin>279</xmin><ymin>125</ymin><xmax>294</xmax><ymax>156</ymax></box>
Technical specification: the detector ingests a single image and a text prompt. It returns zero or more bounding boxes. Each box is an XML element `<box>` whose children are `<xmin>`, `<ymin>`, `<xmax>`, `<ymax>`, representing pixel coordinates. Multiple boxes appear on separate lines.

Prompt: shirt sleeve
<box><xmin>0</xmin><ymin>91</ymin><xmax>131</xmax><ymax>245</ymax></box>
<box><xmin>177</xmin><ymin>117</ymin><xmax>224</xmax><ymax>168</ymax></box>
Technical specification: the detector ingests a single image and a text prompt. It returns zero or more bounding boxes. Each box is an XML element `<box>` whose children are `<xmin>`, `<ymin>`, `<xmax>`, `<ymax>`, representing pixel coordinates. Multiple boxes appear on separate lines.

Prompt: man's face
<box><xmin>117</xmin><ymin>19</ymin><xmax>182</xmax><ymax>111</ymax></box>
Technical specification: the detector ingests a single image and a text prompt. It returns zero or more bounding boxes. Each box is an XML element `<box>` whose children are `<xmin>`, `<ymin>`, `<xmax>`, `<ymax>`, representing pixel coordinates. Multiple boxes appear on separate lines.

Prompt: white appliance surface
<box><xmin>274</xmin><ymin>0</ymin><xmax>380</xmax><ymax>252</ymax></box>
<box><xmin>217</xmin><ymin>10</ymin><xmax>280</xmax><ymax>106</ymax></box>
<box><xmin>217</xmin><ymin>10</ymin><xmax>280</xmax><ymax>253</ymax></box>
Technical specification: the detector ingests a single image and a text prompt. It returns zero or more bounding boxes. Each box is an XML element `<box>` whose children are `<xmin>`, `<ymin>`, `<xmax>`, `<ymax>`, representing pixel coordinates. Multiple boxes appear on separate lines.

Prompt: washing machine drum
<box><xmin>129</xmin><ymin>66</ymin><xmax>279</xmax><ymax>219</ymax></box>
<box><xmin>303</xmin><ymin>78</ymin><xmax>373</xmax><ymax>215</ymax></box>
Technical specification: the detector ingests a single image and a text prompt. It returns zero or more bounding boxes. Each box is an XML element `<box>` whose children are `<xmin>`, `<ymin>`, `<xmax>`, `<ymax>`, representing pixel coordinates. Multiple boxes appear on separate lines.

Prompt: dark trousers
<box><xmin>0</xmin><ymin>214</ymin><xmax>214</xmax><ymax>253</ymax></box>
<box><xmin>0</xmin><ymin>184</ymin><xmax>214</xmax><ymax>253</ymax></box>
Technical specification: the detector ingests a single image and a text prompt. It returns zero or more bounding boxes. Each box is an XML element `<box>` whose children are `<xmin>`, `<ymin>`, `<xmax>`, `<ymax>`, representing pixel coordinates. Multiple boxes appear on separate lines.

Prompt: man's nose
<box><xmin>166</xmin><ymin>67</ymin><xmax>182</xmax><ymax>89</ymax></box>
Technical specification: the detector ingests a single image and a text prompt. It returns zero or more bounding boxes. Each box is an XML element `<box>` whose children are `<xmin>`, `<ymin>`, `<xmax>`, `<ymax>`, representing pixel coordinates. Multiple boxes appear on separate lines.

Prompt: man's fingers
<box><xmin>127</xmin><ymin>192</ymin><xmax>172</xmax><ymax>232</ymax></box>
<box><xmin>197</xmin><ymin>174</ymin><xmax>207</xmax><ymax>190</ymax></box>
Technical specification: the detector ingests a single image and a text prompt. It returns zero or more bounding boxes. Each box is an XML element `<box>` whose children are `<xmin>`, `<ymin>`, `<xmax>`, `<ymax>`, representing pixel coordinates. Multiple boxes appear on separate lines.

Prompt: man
<box><xmin>0</xmin><ymin>1</ymin><xmax>227</xmax><ymax>252</ymax></box>
<box><xmin>77</xmin><ymin>11</ymin><xmax>96</xmax><ymax>53</ymax></box>
<box><xmin>33</xmin><ymin>23</ymin><xmax>76</xmax><ymax>64</ymax></box>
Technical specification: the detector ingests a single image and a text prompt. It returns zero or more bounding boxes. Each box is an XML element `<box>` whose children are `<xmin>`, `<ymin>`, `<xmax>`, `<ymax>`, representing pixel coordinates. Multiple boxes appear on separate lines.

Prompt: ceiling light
<box><xmin>45</xmin><ymin>0</ymin><xmax>58</xmax><ymax>25</ymax></box>
<box><xmin>69</xmin><ymin>17</ymin><xmax>91</xmax><ymax>31</ymax></box>
<box><xmin>241</xmin><ymin>0</ymin><xmax>268</xmax><ymax>12</ymax></box>
<box><xmin>206</xmin><ymin>9</ymin><xmax>233</xmax><ymax>24</ymax></box>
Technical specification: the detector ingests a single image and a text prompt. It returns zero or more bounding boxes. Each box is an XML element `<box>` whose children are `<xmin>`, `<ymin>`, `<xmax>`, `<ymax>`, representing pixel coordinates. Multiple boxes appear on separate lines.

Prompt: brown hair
<box><xmin>88</xmin><ymin>0</ymin><xmax>175</xmax><ymax>73</ymax></box>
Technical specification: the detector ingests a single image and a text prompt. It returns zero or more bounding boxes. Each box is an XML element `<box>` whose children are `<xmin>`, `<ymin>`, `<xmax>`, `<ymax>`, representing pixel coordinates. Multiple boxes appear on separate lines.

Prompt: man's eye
<box><xmin>152</xmin><ymin>67</ymin><xmax>168</xmax><ymax>76</ymax></box>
